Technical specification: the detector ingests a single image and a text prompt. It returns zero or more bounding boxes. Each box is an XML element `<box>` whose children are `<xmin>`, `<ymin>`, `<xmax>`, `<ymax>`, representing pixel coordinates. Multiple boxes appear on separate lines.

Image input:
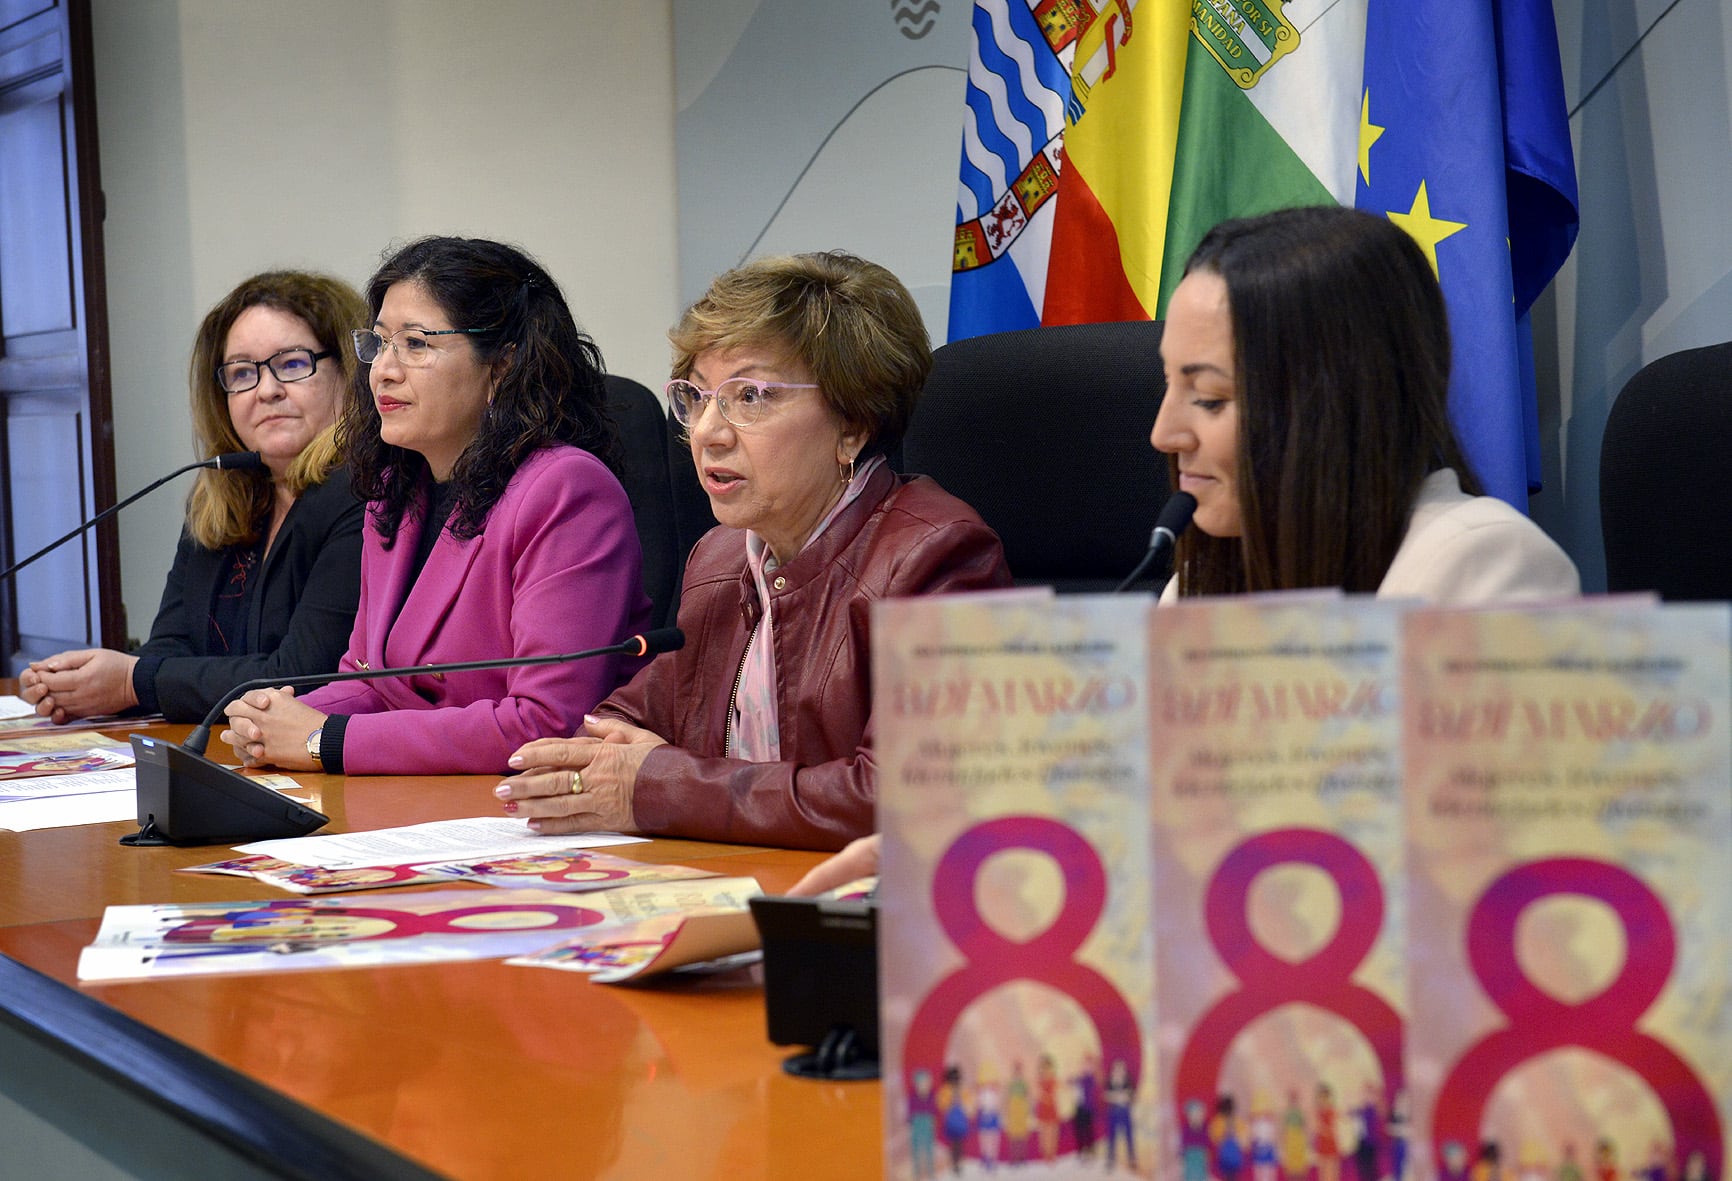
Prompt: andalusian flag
<box><xmin>946</xmin><ymin>0</ymin><xmax>1577</xmax><ymax>507</ymax></box>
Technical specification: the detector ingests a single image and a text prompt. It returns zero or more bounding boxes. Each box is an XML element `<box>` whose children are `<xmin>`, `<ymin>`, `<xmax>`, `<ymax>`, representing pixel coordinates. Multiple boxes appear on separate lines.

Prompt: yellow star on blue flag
<box><xmin>1355</xmin><ymin>0</ymin><xmax>1579</xmax><ymax>505</ymax></box>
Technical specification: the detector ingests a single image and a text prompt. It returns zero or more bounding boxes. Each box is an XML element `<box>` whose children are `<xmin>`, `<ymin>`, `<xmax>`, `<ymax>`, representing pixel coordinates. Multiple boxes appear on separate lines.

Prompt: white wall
<box><xmin>91</xmin><ymin>0</ymin><xmax>679</xmax><ymax>641</ymax></box>
<box><xmin>89</xmin><ymin>0</ymin><xmax>1732</xmax><ymax>625</ymax></box>
<box><xmin>672</xmin><ymin>0</ymin><xmax>971</xmax><ymax>336</ymax></box>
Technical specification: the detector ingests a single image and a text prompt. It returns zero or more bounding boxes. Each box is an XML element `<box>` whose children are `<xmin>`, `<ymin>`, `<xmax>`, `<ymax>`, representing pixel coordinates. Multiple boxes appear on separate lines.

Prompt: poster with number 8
<box><xmin>876</xmin><ymin>594</ymin><xmax>1156</xmax><ymax>1180</ymax></box>
<box><xmin>1148</xmin><ymin>595</ymin><xmax>1410</xmax><ymax>1181</ymax></box>
<box><xmin>1403</xmin><ymin>602</ymin><xmax>1732</xmax><ymax>1181</ymax></box>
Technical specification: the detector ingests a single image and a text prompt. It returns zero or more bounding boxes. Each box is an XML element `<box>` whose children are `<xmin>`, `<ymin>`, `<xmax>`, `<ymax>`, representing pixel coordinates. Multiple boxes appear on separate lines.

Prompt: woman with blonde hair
<box><xmin>21</xmin><ymin>270</ymin><xmax>366</xmax><ymax>721</ymax></box>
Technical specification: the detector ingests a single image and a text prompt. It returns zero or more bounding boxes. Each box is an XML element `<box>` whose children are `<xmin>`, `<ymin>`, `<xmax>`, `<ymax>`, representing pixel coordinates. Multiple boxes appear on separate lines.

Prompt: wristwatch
<box><xmin>305</xmin><ymin>726</ymin><xmax>324</xmax><ymax>768</ymax></box>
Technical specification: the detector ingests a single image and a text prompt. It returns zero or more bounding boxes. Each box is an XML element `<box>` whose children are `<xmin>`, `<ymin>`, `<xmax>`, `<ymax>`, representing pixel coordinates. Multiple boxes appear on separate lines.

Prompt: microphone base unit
<box><xmin>779</xmin><ymin>1026</ymin><xmax>879</xmax><ymax>1081</ymax></box>
<box><xmin>748</xmin><ymin>892</ymin><xmax>880</xmax><ymax>1082</ymax></box>
<box><xmin>121</xmin><ymin>628</ymin><xmax>687</xmax><ymax>847</ymax></box>
<box><xmin>120</xmin><ymin>734</ymin><xmax>329</xmax><ymax>847</ymax></box>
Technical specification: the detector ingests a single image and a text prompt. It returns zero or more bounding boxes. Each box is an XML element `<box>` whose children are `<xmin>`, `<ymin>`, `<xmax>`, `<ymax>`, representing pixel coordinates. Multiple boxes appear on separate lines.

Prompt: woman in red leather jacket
<box><xmin>494</xmin><ymin>251</ymin><xmax>1011</xmax><ymax>850</ymax></box>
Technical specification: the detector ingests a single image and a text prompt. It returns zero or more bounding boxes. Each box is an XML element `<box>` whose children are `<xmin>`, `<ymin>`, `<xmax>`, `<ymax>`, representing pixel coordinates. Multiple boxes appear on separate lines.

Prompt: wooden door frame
<box><xmin>0</xmin><ymin>0</ymin><xmax>122</xmax><ymax>658</ymax></box>
<box><xmin>68</xmin><ymin>0</ymin><xmax>122</xmax><ymax>648</ymax></box>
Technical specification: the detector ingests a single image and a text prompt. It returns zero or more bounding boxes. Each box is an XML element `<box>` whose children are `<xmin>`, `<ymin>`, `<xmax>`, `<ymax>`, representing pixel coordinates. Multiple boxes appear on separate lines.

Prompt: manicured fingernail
<box><xmin>493</xmin><ymin>784</ymin><xmax>512</xmax><ymax>799</ymax></box>
<box><xmin>583</xmin><ymin>714</ymin><xmax>600</xmax><ymax>726</ymax></box>
<box><xmin>526</xmin><ymin>819</ymin><xmax>541</xmax><ymax>831</ymax></box>
<box><xmin>502</xmin><ymin>801</ymin><xmax>518</xmax><ymax>815</ymax></box>
<box><xmin>507</xmin><ymin>754</ymin><xmax>525</xmax><ymax>767</ymax></box>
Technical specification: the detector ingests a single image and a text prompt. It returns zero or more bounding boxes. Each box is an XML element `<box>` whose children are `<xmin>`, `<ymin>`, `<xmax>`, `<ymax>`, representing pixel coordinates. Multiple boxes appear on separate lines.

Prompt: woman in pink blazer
<box><xmin>221</xmin><ymin>237</ymin><xmax>651</xmax><ymax>774</ymax></box>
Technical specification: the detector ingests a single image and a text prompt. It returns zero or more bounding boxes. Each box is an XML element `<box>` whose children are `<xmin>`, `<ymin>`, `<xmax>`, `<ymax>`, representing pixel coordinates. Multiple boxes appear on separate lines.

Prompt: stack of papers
<box><xmin>79</xmin><ymin>816</ymin><xmax>784</xmax><ymax>985</ymax></box>
<box><xmin>76</xmin><ymin>877</ymin><xmax>763</xmax><ymax>981</ymax></box>
<box><xmin>0</xmin><ymin>730</ymin><xmax>139</xmax><ymax>831</ymax></box>
<box><xmin>185</xmin><ymin>847</ymin><xmax>712</xmax><ymax>895</ymax></box>
<box><xmin>0</xmin><ymin>728</ymin><xmax>300</xmax><ymax>832</ymax></box>
<box><xmin>0</xmin><ymin>747</ymin><xmax>132</xmax><ymax>781</ymax></box>
<box><xmin>232</xmin><ymin>816</ymin><xmax>647</xmax><ymax>867</ymax></box>
<box><xmin>0</xmin><ymin>702</ymin><xmax>165</xmax><ymax>737</ymax></box>
<box><xmin>0</xmin><ymin>694</ymin><xmax>40</xmax><ymax>721</ymax></box>
<box><xmin>507</xmin><ymin>904</ymin><xmax>763</xmax><ymax>984</ymax></box>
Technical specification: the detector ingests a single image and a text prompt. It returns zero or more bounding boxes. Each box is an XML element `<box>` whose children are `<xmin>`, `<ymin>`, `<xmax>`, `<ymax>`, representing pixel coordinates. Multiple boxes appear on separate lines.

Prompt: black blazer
<box><xmin>131</xmin><ymin>469</ymin><xmax>364</xmax><ymax>721</ymax></box>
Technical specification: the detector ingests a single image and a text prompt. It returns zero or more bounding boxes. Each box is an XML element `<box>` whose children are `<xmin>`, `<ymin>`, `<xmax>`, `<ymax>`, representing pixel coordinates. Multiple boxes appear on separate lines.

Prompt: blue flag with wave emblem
<box><xmin>946</xmin><ymin>0</ymin><xmax>1071</xmax><ymax>341</ymax></box>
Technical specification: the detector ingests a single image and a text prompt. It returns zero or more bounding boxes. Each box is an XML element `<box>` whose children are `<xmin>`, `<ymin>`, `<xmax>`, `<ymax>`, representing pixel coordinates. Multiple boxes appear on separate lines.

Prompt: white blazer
<box><xmin>1377</xmin><ymin>469</ymin><xmax>1579</xmax><ymax>603</ymax></box>
<box><xmin>1161</xmin><ymin>469</ymin><xmax>1580</xmax><ymax>605</ymax></box>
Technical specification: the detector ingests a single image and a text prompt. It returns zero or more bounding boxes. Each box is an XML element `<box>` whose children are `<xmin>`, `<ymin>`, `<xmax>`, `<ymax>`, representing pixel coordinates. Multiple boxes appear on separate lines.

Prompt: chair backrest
<box><xmin>666</xmin><ymin>400</ymin><xmax>718</xmax><ymax>572</ymax></box>
<box><xmin>1600</xmin><ymin>341</ymin><xmax>1732</xmax><ymax>600</ymax></box>
<box><xmin>604</xmin><ymin>374</ymin><xmax>681</xmax><ymax>628</ymax></box>
<box><xmin>902</xmin><ymin>320</ymin><xmax>1171</xmax><ymax>592</ymax></box>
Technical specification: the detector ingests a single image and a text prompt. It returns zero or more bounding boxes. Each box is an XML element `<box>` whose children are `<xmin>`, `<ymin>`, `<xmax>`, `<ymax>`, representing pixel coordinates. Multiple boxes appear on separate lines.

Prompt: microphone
<box><xmin>1112</xmin><ymin>492</ymin><xmax>1198</xmax><ymax>593</ymax></box>
<box><xmin>122</xmin><ymin>627</ymin><xmax>685</xmax><ymax>848</ymax></box>
<box><xmin>0</xmin><ymin>451</ymin><xmax>264</xmax><ymax>583</ymax></box>
<box><xmin>183</xmin><ymin>627</ymin><xmax>684</xmax><ymax>754</ymax></box>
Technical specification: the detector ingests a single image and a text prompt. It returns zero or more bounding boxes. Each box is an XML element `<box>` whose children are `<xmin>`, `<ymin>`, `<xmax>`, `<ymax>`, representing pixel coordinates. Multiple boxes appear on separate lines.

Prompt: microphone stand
<box><xmin>124</xmin><ymin>628</ymin><xmax>684</xmax><ymax>847</ymax></box>
<box><xmin>0</xmin><ymin>452</ymin><xmax>262</xmax><ymax>583</ymax></box>
<box><xmin>183</xmin><ymin>636</ymin><xmax>670</xmax><ymax>756</ymax></box>
<box><xmin>1113</xmin><ymin>492</ymin><xmax>1198</xmax><ymax>593</ymax></box>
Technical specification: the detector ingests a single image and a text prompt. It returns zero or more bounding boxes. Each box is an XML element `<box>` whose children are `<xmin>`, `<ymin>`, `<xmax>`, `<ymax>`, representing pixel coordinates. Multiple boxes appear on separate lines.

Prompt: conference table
<box><xmin>0</xmin><ymin>721</ymin><xmax>882</xmax><ymax>1180</ymax></box>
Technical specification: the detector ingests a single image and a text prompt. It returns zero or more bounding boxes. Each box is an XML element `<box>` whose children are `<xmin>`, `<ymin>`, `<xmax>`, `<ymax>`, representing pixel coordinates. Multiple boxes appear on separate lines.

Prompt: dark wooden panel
<box><xmin>0</xmin><ymin>0</ymin><xmax>119</xmax><ymax>667</ymax></box>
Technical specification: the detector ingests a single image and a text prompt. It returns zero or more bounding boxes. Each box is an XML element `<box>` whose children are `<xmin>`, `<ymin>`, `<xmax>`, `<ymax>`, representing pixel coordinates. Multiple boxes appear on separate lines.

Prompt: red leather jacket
<box><xmin>596</xmin><ymin>465</ymin><xmax>1011</xmax><ymax>850</ymax></box>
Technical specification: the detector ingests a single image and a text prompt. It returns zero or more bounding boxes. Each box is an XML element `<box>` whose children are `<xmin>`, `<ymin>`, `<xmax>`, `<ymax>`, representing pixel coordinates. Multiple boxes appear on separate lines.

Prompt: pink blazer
<box><xmin>302</xmin><ymin>445</ymin><xmax>651</xmax><ymax>774</ymax></box>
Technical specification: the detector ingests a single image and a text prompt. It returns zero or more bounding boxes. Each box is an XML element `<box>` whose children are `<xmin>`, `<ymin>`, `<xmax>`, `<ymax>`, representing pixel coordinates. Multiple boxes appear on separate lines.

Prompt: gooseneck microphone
<box><xmin>182</xmin><ymin>627</ymin><xmax>686</xmax><ymax>754</ymax></box>
<box><xmin>0</xmin><ymin>450</ymin><xmax>264</xmax><ymax>583</ymax></box>
<box><xmin>123</xmin><ymin>628</ymin><xmax>686</xmax><ymax>848</ymax></box>
<box><xmin>1112</xmin><ymin>492</ymin><xmax>1198</xmax><ymax>594</ymax></box>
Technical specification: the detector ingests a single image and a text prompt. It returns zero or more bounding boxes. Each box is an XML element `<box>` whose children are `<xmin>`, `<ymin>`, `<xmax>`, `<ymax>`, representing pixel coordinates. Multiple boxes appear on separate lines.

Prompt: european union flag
<box><xmin>1355</xmin><ymin>0</ymin><xmax>1579</xmax><ymax>506</ymax></box>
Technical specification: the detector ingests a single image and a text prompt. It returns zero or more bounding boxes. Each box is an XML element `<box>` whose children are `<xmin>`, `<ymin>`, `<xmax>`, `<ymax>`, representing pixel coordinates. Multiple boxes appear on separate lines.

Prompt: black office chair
<box><xmin>902</xmin><ymin>320</ymin><xmax>1171</xmax><ymax>592</ymax></box>
<box><xmin>667</xmin><ymin>400</ymin><xmax>718</xmax><ymax>569</ymax></box>
<box><xmin>1600</xmin><ymin>341</ymin><xmax>1732</xmax><ymax>600</ymax></box>
<box><xmin>604</xmin><ymin>375</ymin><xmax>681</xmax><ymax>628</ymax></box>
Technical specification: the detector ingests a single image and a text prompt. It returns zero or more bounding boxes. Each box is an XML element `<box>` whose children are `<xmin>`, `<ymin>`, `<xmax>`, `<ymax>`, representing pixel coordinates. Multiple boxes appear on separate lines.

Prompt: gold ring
<box><xmin>570</xmin><ymin>769</ymin><xmax>584</xmax><ymax>795</ymax></box>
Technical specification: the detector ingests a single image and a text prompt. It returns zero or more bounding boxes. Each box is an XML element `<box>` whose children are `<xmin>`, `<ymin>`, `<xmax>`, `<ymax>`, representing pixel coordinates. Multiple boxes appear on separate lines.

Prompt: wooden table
<box><xmin>0</xmin><ymin>725</ymin><xmax>882</xmax><ymax>1180</ymax></box>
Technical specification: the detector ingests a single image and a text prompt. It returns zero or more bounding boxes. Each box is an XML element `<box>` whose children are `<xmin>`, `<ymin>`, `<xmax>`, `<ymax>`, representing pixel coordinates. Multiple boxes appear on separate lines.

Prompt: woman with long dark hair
<box><xmin>222</xmin><ymin>237</ymin><xmax>650</xmax><ymax>774</ymax></box>
<box><xmin>1154</xmin><ymin>206</ymin><xmax>1578</xmax><ymax>602</ymax></box>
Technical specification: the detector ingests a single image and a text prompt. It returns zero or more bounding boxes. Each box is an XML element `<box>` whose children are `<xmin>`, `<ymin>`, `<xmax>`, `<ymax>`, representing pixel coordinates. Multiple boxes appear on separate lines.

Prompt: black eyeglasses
<box><xmin>217</xmin><ymin>347</ymin><xmax>333</xmax><ymax>395</ymax></box>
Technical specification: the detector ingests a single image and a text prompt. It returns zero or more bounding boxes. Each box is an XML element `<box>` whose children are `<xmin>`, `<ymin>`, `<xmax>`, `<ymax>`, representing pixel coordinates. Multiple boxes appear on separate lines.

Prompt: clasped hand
<box><xmin>221</xmin><ymin>686</ymin><xmax>328</xmax><ymax>770</ymax></box>
<box><xmin>494</xmin><ymin>714</ymin><xmax>667</xmax><ymax>835</ymax></box>
<box><xmin>19</xmin><ymin>649</ymin><xmax>139</xmax><ymax>723</ymax></box>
